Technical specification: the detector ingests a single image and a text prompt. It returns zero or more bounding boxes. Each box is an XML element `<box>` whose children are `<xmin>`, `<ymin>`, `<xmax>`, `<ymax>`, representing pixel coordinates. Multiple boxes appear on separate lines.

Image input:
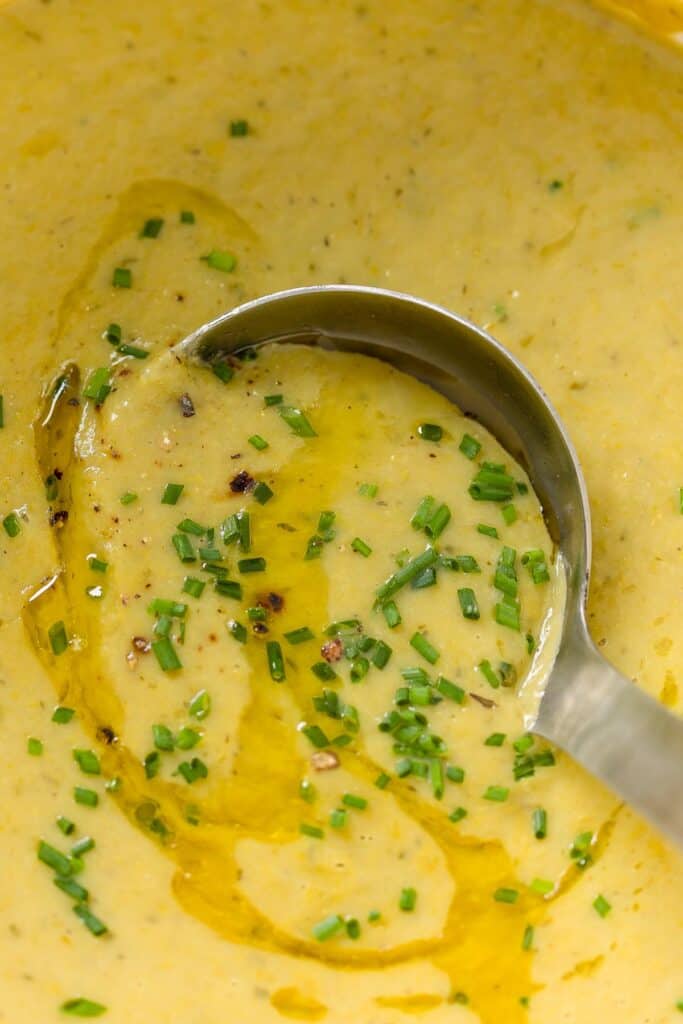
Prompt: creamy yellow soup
<box><xmin>0</xmin><ymin>1</ymin><xmax>682</xmax><ymax>1023</ymax></box>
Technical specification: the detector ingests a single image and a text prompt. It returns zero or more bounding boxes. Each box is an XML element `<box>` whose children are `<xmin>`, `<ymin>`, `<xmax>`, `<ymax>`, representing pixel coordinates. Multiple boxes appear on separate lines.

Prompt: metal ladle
<box><xmin>176</xmin><ymin>284</ymin><xmax>683</xmax><ymax>848</ymax></box>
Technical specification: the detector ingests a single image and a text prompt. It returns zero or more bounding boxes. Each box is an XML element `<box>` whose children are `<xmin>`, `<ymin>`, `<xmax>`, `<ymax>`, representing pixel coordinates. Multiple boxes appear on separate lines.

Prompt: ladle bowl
<box><xmin>175</xmin><ymin>284</ymin><xmax>683</xmax><ymax>848</ymax></box>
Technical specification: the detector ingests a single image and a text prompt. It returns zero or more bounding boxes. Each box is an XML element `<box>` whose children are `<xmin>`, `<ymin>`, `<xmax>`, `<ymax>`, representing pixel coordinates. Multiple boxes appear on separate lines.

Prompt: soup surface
<box><xmin>0</xmin><ymin>1</ymin><xmax>681</xmax><ymax>1022</ymax></box>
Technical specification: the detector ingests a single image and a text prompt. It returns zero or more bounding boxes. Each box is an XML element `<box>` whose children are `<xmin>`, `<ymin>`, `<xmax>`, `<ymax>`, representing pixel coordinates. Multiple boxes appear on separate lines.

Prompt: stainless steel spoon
<box><xmin>176</xmin><ymin>284</ymin><xmax>683</xmax><ymax>848</ymax></box>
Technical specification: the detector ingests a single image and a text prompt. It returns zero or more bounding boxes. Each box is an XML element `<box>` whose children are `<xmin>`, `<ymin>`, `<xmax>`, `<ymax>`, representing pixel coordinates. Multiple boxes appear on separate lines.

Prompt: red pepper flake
<box><xmin>230</xmin><ymin>470</ymin><xmax>255</xmax><ymax>494</ymax></box>
<box><xmin>321</xmin><ymin>638</ymin><xmax>343</xmax><ymax>663</ymax></box>
<box><xmin>179</xmin><ymin>393</ymin><xmax>196</xmax><ymax>418</ymax></box>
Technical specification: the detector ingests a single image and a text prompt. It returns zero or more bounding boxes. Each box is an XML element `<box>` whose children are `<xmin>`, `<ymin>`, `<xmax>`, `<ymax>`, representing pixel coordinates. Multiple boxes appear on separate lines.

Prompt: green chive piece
<box><xmin>411</xmin><ymin>496</ymin><xmax>436</xmax><ymax>530</ymax></box>
<box><xmin>180</xmin><ymin>209</ymin><xmax>195</xmax><ymax>224</ymax></box>
<box><xmin>424</xmin><ymin>503</ymin><xmax>451</xmax><ymax>541</ymax></box>
<box><xmin>530</xmin><ymin>878</ymin><xmax>554</xmax><ymax>896</ymax></box>
<box><xmin>312</xmin><ymin>914</ymin><xmax>344</xmax><ymax>941</ymax></box>
<box><xmin>38</xmin><ymin>840</ymin><xmax>72</xmax><ymax>876</ymax></box>
<box><xmin>103</xmin><ymin>322</ymin><xmax>122</xmax><ymax>345</ymax></box>
<box><xmin>300</xmin><ymin>779</ymin><xmax>316</xmax><ymax>803</ymax></box>
<box><xmin>161</xmin><ymin>483</ymin><xmax>184</xmax><ymax>505</ymax></box>
<box><xmin>349</xmin><ymin>656</ymin><xmax>369</xmax><ymax>683</ymax></box>
<box><xmin>238</xmin><ymin>556</ymin><xmax>266</xmax><ymax>574</ymax></box>
<box><xmin>593</xmin><ymin>894</ymin><xmax>611</xmax><ymax>918</ymax></box>
<box><xmin>3</xmin><ymin>511</ymin><xmax>20</xmax><ymax>537</ymax></box>
<box><xmin>177</xmin><ymin>518</ymin><xmax>205</xmax><ymax>536</ymax></box>
<box><xmin>522</xmin><ymin>924</ymin><xmax>535</xmax><ymax>951</ymax></box>
<box><xmin>311</xmin><ymin>661</ymin><xmax>337</xmax><ymax>682</ymax></box>
<box><xmin>399</xmin><ymin>887</ymin><xmax>417</xmax><ymax>911</ymax></box>
<box><xmin>469</xmin><ymin>464</ymin><xmax>515</xmax><ymax>502</ymax></box>
<box><xmin>381</xmin><ymin>600</ymin><xmax>402</xmax><ymax>629</ymax></box>
<box><xmin>82</xmin><ymin>368</ymin><xmax>112</xmax><ymax>405</ymax></box>
<box><xmin>175</xmin><ymin>757</ymin><xmax>208</xmax><ymax>784</ymax></box>
<box><xmin>484</xmin><ymin>732</ymin><xmax>506</xmax><ymax>747</ymax></box>
<box><xmin>188</xmin><ymin>689</ymin><xmax>211</xmax><ymax>720</ymax></box>
<box><xmin>112</xmin><ymin>267</ymin><xmax>132</xmax><ymax>288</ymax></box>
<box><xmin>248</xmin><ymin>434</ymin><xmax>268</xmax><ymax>451</ymax></box>
<box><xmin>493</xmin><ymin>888</ymin><xmax>519</xmax><ymax>904</ymax></box>
<box><xmin>152</xmin><ymin>724</ymin><xmax>175</xmax><ymax>752</ymax></box>
<box><xmin>532</xmin><ymin>807</ymin><xmax>547</xmax><ymax>839</ymax></box>
<box><xmin>436</xmin><ymin>677</ymin><xmax>465</xmax><ymax>703</ymax></box>
<box><xmin>299</xmin><ymin>823</ymin><xmax>324</xmax><ymax>839</ymax></box>
<box><xmin>52</xmin><ymin>706</ymin><xmax>75</xmax><ymax>724</ymax></box>
<box><xmin>459</xmin><ymin>433</ymin><xmax>481</xmax><ymax>459</ymax></box>
<box><xmin>214</xmin><ymin>578</ymin><xmax>243</xmax><ymax>600</ymax></box>
<box><xmin>478</xmin><ymin>659</ymin><xmax>500</xmax><ymax>688</ymax></box>
<box><xmin>140</xmin><ymin>217</ymin><xmax>164</xmax><ymax>238</ymax></box>
<box><xmin>264</xmin><ymin>393</ymin><xmax>283</xmax><ymax>406</ymax></box>
<box><xmin>253</xmin><ymin>481</ymin><xmax>274</xmax><ymax>505</ymax></box>
<box><xmin>495</xmin><ymin>600</ymin><xmax>520</xmax><ymax>631</ymax></box>
<box><xmin>446</xmin><ymin>765</ymin><xmax>465</xmax><ymax>783</ymax></box>
<box><xmin>57</xmin><ymin>815</ymin><xmax>75</xmax><ymax>836</ymax></box>
<box><xmin>342</xmin><ymin>793</ymin><xmax>367</xmax><ymax>810</ymax></box>
<box><xmin>301</xmin><ymin>723</ymin><xmax>330</xmax><ymax>748</ymax></box>
<box><xmin>329</xmin><ymin>808</ymin><xmax>347</xmax><ymax>829</ymax></box>
<box><xmin>120</xmin><ymin>491</ymin><xmax>138</xmax><ymax>505</ymax></box>
<box><xmin>417</xmin><ymin>423</ymin><xmax>442</xmax><ymax>442</ymax></box>
<box><xmin>457</xmin><ymin>588</ymin><xmax>480</xmax><ymax>620</ymax></box>
<box><xmin>449</xmin><ymin>806</ymin><xmax>468</xmax><ymax>824</ymax></box>
<box><xmin>176</xmin><ymin>726</ymin><xmax>200</xmax><ymax>750</ymax></box>
<box><xmin>148</xmin><ymin>598</ymin><xmax>187</xmax><ymax>617</ymax></box>
<box><xmin>73</xmin><ymin>903</ymin><xmax>108</xmax><ymax>937</ymax></box>
<box><xmin>229</xmin><ymin>119</ymin><xmax>249</xmax><ymax>137</ymax></box>
<box><xmin>87</xmin><ymin>556</ymin><xmax>108</xmax><ymax>574</ymax></box>
<box><xmin>409</xmin><ymin>631</ymin><xmax>440</xmax><ymax>665</ymax></box>
<box><xmin>358</xmin><ymin>482</ymin><xmax>378</xmax><ymax>498</ymax></box>
<box><xmin>27</xmin><ymin>736</ymin><xmax>43</xmax><ymax>756</ymax></box>
<box><xmin>267</xmin><ymin>641</ymin><xmax>285</xmax><ymax>682</ymax></box>
<box><xmin>212</xmin><ymin>362</ymin><xmax>234</xmax><ymax>384</ymax></box>
<box><xmin>477</xmin><ymin>523</ymin><xmax>499</xmax><ymax>538</ymax></box>
<box><xmin>351</xmin><ymin>537</ymin><xmax>372</xmax><ymax>557</ymax></box>
<box><xmin>201</xmin><ymin>249</ymin><xmax>237</xmax><ymax>272</ymax></box>
<box><xmin>151</xmin><ymin>636</ymin><xmax>182</xmax><ymax>672</ymax></box>
<box><xmin>60</xmin><ymin>997</ymin><xmax>107</xmax><ymax>1017</ymax></box>
<box><xmin>501</xmin><ymin>503</ymin><xmax>517</xmax><ymax>525</ymax></box>
<box><xmin>430</xmin><ymin>759</ymin><xmax>445</xmax><ymax>799</ymax></box>
<box><xmin>278</xmin><ymin>405</ymin><xmax>317</xmax><ymax>437</ymax></box>
<box><xmin>376</xmin><ymin>546</ymin><xmax>438</xmax><ymax>603</ymax></box>
<box><xmin>284</xmin><ymin>626</ymin><xmax>315</xmax><ymax>645</ymax></box>
<box><xmin>375</xmin><ymin>772</ymin><xmax>390</xmax><ymax>789</ymax></box>
<box><xmin>71</xmin><ymin>836</ymin><xmax>95</xmax><ymax>857</ymax></box>
<box><xmin>227</xmin><ymin>619</ymin><xmax>247</xmax><ymax>643</ymax></box>
<box><xmin>182</xmin><ymin>576</ymin><xmax>205</xmax><ymax>598</ymax></box>
<box><xmin>346</xmin><ymin>917</ymin><xmax>361</xmax><ymax>939</ymax></box>
<box><xmin>54</xmin><ymin>876</ymin><xmax>89</xmax><ymax>902</ymax></box>
<box><xmin>484</xmin><ymin>785</ymin><xmax>509</xmax><ymax>802</ymax></box>
<box><xmin>372</xmin><ymin>640</ymin><xmax>392</xmax><ymax>669</ymax></box>
<box><xmin>73</xmin><ymin>749</ymin><xmax>100</xmax><ymax>775</ymax></box>
<box><xmin>172</xmin><ymin>533</ymin><xmax>196</xmax><ymax>563</ymax></box>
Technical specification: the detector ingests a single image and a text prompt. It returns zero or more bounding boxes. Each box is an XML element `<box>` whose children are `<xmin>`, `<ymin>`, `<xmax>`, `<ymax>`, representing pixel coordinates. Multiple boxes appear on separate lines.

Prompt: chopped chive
<box><xmin>144</xmin><ymin>751</ymin><xmax>160</xmax><ymax>780</ymax></box>
<box><xmin>238</xmin><ymin>556</ymin><xmax>266</xmax><ymax>574</ymax></box>
<box><xmin>253</xmin><ymin>481</ymin><xmax>274</xmax><ymax>505</ymax></box>
<box><xmin>201</xmin><ymin>249</ymin><xmax>237</xmax><ymax>272</ymax></box>
<box><xmin>381</xmin><ymin>601</ymin><xmax>401</xmax><ymax>629</ymax></box>
<box><xmin>182</xmin><ymin>576</ymin><xmax>205</xmax><ymax>598</ymax></box>
<box><xmin>264</xmin><ymin>394</ymin><xmax>283</xmax><ymax>406</ymax></box>
<box><xmin>430</xmin><ymin>759</ymin><xmax>445</xmax><ymax>799</ymax></box>
<box><xmin>300</xmin><ymin>822</ymin><xmax>324</xmax><ymax>839</ymax></box>
<box><xmin>60</xmin><ymin>997</ymin><xmax>107</xmax><ymax>1017</ymax></box>
<box><xmin>493</xmin><ymin>888</ymin><xmax>519</xmax><ymax>904</ymax></box>
<box><xmin>459</xmin><ymin>433</ymin><xmax>481</xmax><ymax>459</ymax></box>
<box><xmin>477</xmin><ymin>523</ymin><xmax>499</xmax><ymax>538</ymax></box>
<box><xmin>342</xmin><ymin>793</ymin><xmax>367</xmax><ymax>810</ymax></box>
<box><xmin>284</xmin><ymin>626</ymin><xmax>315</xmax><ymax>645</ymax></box>
<box><xmin>446</xmin><ymin>765</ymin><xmax>465</xmax><ymax>783</ymax></box>
<box><xmin>38</xmin><ymin>840</ymin><xmax>73</xmax><ymax>876</ymax></box>
<box><xmin>351</xmin><ymin>537</ymin><xmax>372</xmax><ymax>557</ymax></box>
<box><xmin>434</xmin><ymin>677</ymin><xmax>464</xmax><ymax>704</ymax></box>
<box><xmin>530</xmin><ymin>877</ymin><xmax>554</xmax><ymax>896</ymax></box>
<box><xmin>300</xmin><ymin>779</ymin><xmax>316</xmax><ymax>803</ymax></box>
<box><xmin>212</xmin><ymin>362</ymin><xmax>234</xmax><ymax>383</ymax></box>
<box><xmin>278</xmin><ymin>405</ymin><xmax>317</xmax><ymax>437</ymax></box>
<box><xmin>532</xmin><ymin>807</ymin><xmax>548</xmax><ymax>839</ymax></box>
<box><xmin>267</xmin><ymin>640</ymin><xmax>285</xmax><ymax>681</ymax></box>
<box><xmin>83</xmin><ymin>367</ymin><xmax>112</xmax><ymax>405</ymax></box>
<box><xmin>469</xmin><ymin>465</ymin><xmax>515</xmax><ymax>502</ymax></box>
<box><xmin>449</xmin><ymin>806</ymin><xmax>468</xmax><ymax>824</ymax></box>
<box><xmin>177</xmin><ymin>518</ymin><xmax>205</xmax><ymax>536</ymax></box>
<box><xmin>247</xmin><ymin>606</ymin><xmax>267</xmax><ymax>622</ymax></box>
<box><xmin>484</xmin><ymin>785</ymin><xmax>509</xmax><ymax>802</ymax></box>
<box><xmin>120</xmin><ymin>491</ymin><xmax>138</xmax><ymax>505</ymax></box>
<box><xmin>453</xmin><ymin>554</ymin><xmax>480</xmax><ymax>573</ymax></box>
<box><xmin>176</xmin><ymin>727</ymin><xmax>200</xmax><ymax>750</ymax></box>
<box><xmin>304</xmin><ymin>535</ymin><xmax>324</xmax><ymax>560</ymax></box>
<box><xmin>376</xmin><ymin>545</ymin><xmax>438</xmax><ymax>603</ymax></box>
<box><xmin>417</xmin><ymin>423</ymin><xmax>442</xmax><ymax>442</ymax></box>
<box><xmin>478</xmin><ymin>659</ymin><xmax>500</xmax><ymax>688</ymax></box>
<box><xmin>411</xmin><ymin>565</ymin><xmax>436</xmax><ymax>589</ymax></box>
<box><xmin>229</xmin><ymin>118</ymin><xmax>249</xmax><ymax>136</ymax></box>
<box><xmin>180</xmin><ymin>209</ymin><xmax>195</xmax><ymax>224</ymax></box>
<box><xmin>593</xmin><ymin>894</ymin><xmax>611</xmax><ymax>918</ymax></box>
<box><xmin>103</xmin><ymin>322</ymin><xmax>122</xmax><ymax>345</ymax></box>
<box><xmin>346</xmin><ymin>918</ymin><xmax>361</xmax><ymax>940</ymax></box>
<box><xmin>358</xmin><ymin>482</ymin><xmax>378</xmax><ymax>498</ymax></box>
<box><xmin>409</xmin><ymin>631</ymin><xmax>440</xmax><ymax>665</ymax></box>
<box><xmin>73</xmin><ymin>903</ymin><xmax>108</xmax><ymax>937</ymax></box>
<box><xmin>54</xmin><ymin>876</ymin><xmax>89</xmax><ymax>902</ymax></box>
<box><xmin>71</xmin><ymin>836</ymin><xmax>95</xmax><ymax>857</ymax></box>
<box><xmin>151</xmin><ymin>636</ymin><xmax>182</xmax><ymax>672</ymax></box>
<box><xmin>175</xmin><ymin>757</ymin><xmax>208</xmax><ymax>784</ymax></box>
<box><xmin>372</xmin><ymin>640</ymin><xmax>392</xmax><ymax>669</ymax></box>
<box><xmin>501</xmin><ymin>503</ymin><xmax>517</xmax><ymax>525</ymax></box>
<box><xmin>495</xmin><ymin>601</ymin><xmax>520</xmax><ymax>631</ymax></box>
<box><xmin>118</xmin><ymin>343</ymin><xmax>149</xmax><ymax>360</ymax></box>
<box><xmin>526</xmin><ymin>632</ymin><xmax>535</xmax><ymax>654</ymax></box>
<box><xmin>152</xmin><ymin>724</ymin><xmax>175</xmax><ymax>752</ymax></box>
<box><xmin>312</xmin><ymin>914</ymin><xmax>344</xmax><ymax>941</ymax></box>
<box><xmin>214</xmin><ymin>578</ymin><xmax>243</xmax><ymax>600</ymax></box>
<box><xmin>74</xmin><ymin>787</ymin><xmax>99</xmax><ymax>807</ymax></box>
<box><xmin>148</xmin><ymin>598</ymin><xmax>187</xmax><ymax>617</ymax></box>
<box><xmin>57</xmin><ymin>816</ymin><xmax>75</xmax><ymax>836</ymax></box>
<box><xmin>374</xmin><ymin>772</ymin><xmax>390</xmax><ymax>789</ymax></box>
<box><xmin>349</xmin><ymin>656</ymin><xmax>369</xmax><ymax>683</ymax></box>
<box><xmin>311</xmin><ymin>661</ymin><xmax>337</xmax><ymax>682</ymax></box>
<box><xmin>457</xmin><ymin>588</ymin><xmax>480</xmax><ymax>620</ymax></box>
<box><xmin>248</xmin><ymin>434</ymin><xmax>268</xmax><ymax>451</ymax></box>
<box><xmin>112</xmin><ymin>266</ymin><xmax>132</xmax><ymax>288</ymax></box>
<box><xmin>172</xmin><ymin>533</ymin><xmax>196</xmax><ymax>562</ymax></box>
<box><xmin>140</xmin><ymin>217</ymin><xmax>164</xmax><ymax>238</ymax></box>
<box><xmin>27</xmin><ymin>737</ymin><xmax>43</xmax><ymax>756</ymax></box>
<box><xmin>411</xmin><ymin>496</ymin><xmax>436</xmax><ymax>530</ymax></box>
<box><xmin>161</xmin><ymin>483</ymin><xmax>184</xmax><ymax>505</ymax></box>
<box><xmin>227</xmin><ymin>619</ymin><xmax>247</xmax><ymax>643</ymax></box>
<box><xmin>3</xmin><ymin>511</ymin><xmax>20</xmax><ymax>537</ymax></box>
<box><xmin>301</xmin><ymin>723</ymin><xmax>330</xmax><ymax>748</ymax></box>
<box><xmin>73</xmin><ymin>749</ymin><xmax>100</xmax><ymax>775</ymax></box>
<box><xmin>188</xmin><ymin>689</ymin><xmax>211</xmax><ymax>720</ymax></box>
<box><xmin>399</xmin><ymin>887</ymin><xmax>417</xmax><ymax>911</ymax></box>
<box><xmin>87</xmin><ymin>556</ymin><xmax>108</xmax><ymax>574</ymax></box>
<box><xmin>52</xmin><ymin>706</ymin><xmax>75</xmax><ymax>724</ymax></box>
<box><xmin>424</xmin><ymin>503</ymin><xmax>451</xmax><ymax>540</ymax></box>
<box><xmin>484</xmin><ymin>732</ymin><xmax>506</xmax><ymax>747</ymax></box>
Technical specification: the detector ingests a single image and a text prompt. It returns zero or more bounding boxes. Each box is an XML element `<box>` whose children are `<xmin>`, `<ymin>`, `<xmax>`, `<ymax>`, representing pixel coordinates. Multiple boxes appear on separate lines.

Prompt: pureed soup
<box><xmin>0</xmin><ymin>0</ymin><xmax>682</xmax><ymax>1022</ymax></box>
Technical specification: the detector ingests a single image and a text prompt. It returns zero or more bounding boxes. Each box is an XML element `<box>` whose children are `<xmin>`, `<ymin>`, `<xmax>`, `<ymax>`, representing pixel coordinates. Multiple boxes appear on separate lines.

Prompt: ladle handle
<box><xmin>536</xmin><ymin>630</ymin><xmax>683</xmax><ymax>848</ymax></box>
